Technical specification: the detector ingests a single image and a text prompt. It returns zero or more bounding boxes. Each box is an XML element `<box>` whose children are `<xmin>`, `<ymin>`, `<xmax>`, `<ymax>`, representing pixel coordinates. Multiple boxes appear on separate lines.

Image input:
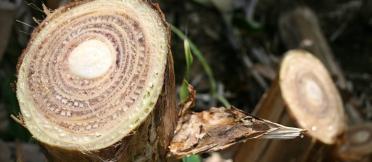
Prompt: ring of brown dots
<box><xmin>279</xmin><ymin>50</ymin><xmax>346</xmax><ymax>144</ymax></box>
<box><xmin>16</xmin><ymin>0</ymin><xmax>169</xmax><ymax>150</ymax></box>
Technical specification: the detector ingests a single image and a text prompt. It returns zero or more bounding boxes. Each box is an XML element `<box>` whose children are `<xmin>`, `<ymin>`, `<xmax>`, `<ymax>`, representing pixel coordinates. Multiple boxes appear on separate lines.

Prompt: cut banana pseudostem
<box><xmin>17</xmin><ymin>0</ymin><xmax>176</xmax><ymax>161</ymax></box>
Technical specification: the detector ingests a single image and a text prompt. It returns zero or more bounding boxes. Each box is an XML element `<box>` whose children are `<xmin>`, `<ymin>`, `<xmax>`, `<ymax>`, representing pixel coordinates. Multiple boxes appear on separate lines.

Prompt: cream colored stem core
<box><xmin>303</xmin><ymin>79</ymin><xmax>323</xmax><ymax>105</ymax></box>
<box><xmin>68</xmin><ymin>39</ymin><xmax>114</xmax><ymax>79</ymax></box>
<box><xmin>279</xmin><ymin>50</ymin><xmax>346</xmax><ymax>144</ymax></box>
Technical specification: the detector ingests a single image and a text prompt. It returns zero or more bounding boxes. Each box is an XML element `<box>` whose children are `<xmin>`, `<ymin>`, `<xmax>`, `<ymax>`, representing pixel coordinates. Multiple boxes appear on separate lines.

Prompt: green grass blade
<box><xmin>171</xmin><ymin>25</ymin><xmax>231</xmax><ymax>107</ymax></box>
<box><xmin>182</xmin><ymin>155</ymin><xmax>202</xmax><ymax>162</ymax></box>
<box><xmin>179</xmin><ymin>80</ymin><xmax>190</xmax><ymax>103</ymax></box>
<box><xmin>184</xmin><ymin>40</ymin><xmax>194</xmax><ymax>79</ymax></box>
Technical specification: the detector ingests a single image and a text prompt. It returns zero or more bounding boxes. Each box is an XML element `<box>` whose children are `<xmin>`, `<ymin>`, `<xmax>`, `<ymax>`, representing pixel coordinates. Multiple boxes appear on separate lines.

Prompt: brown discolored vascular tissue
<box><xmin>16</xmin><ymin>0</ymin><xmax>174</xmax><ymax>161</ymax></box>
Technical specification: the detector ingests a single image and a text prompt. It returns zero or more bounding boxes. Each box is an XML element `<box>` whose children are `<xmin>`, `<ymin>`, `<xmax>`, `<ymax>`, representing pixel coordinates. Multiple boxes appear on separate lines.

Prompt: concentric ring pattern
<box><xmin>279</xmin><ymin>50</ymin><xmax>345</xmax><ymax>144</ymax></box>
<box><xmin>28</xmin><ymin>12</ymin><xmax>149</xmax><ymax>134</ymax></box>
<box><xmin>17</xmin><ymin>0</ymin><xmax>168</xmax><ymax>149</ymax></box>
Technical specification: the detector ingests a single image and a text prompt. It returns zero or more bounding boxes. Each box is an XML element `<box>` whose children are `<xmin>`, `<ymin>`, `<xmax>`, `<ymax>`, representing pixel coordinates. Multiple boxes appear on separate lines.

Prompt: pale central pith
<box><xmin>303</xmin><ymin>79</ymin><xmax>323</xmax><ymax>104</ymax></box>
<box><xmin>352</xmin><ymin>130</ymin><xmax>370</xmax><ymax>143</ymax></box>
<box><xmin>68</xmin><ymin>39</ymin><xmax>114</xmax><ymax>79</ymax></box>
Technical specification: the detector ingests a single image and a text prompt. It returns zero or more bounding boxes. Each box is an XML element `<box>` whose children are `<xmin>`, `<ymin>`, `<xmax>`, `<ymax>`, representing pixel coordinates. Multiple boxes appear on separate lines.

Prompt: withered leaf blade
<box><xmin>168</xmin><ymin>107</ymin><xmax>304</xmax><ymax>158</ymax></box>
